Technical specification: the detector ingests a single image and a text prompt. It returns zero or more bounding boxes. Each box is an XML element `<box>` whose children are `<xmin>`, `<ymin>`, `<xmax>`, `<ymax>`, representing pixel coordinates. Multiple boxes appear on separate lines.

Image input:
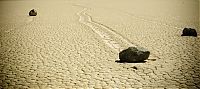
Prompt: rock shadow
<box><xmin>115</xmin><ymin>60</ymin><xmax>147</xmax><ymax>63</ymax></box>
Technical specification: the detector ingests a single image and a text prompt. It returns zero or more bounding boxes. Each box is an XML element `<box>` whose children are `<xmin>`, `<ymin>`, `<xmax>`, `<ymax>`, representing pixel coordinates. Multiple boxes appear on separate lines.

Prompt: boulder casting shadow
<box><xmin>181</xmin><ymin>28</ymin><xmax>197</xmax><ymax>37</ymax></box>
<box><xmin>118</xmin><ymin>47</ymin><xmax>150</xmax><ymax>63</ymax></box>
<box><xmin>29</xmin><ymin>9</ymin><xmax>37</xmax><ymax>16</ymax></box>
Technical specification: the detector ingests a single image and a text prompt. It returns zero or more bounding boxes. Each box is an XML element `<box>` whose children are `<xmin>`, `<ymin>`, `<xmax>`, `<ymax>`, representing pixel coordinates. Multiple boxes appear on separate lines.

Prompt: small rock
<box><xmin>29</xmin><ymin>9</ymin><xmax>37</xmax><ymax>16</ymax></box>
<box><xmin>181</xmin><ymin>28</ymin><xmax>197</xmax><ymax>37</ymax></box>
<box><xmin>131</xmin><ymin>66</ymin><xmax>138</xmax><ymax>70</ymax></box>
<box><xmin>119</xmin><ymin>47</ymin><xmax>150</xmax><ymax>63</ymax></box>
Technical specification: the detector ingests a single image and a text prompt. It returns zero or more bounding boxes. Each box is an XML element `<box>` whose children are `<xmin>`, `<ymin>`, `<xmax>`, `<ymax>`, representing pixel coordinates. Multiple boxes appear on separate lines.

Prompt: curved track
<box><xmin>77</xmin><ymin>7</ymin><xmax>159</xmax><ymax>60</ymax></box>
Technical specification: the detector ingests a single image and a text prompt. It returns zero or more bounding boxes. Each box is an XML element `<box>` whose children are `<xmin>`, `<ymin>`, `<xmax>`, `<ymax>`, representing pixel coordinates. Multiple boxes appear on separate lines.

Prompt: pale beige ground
<box><xmin>0</xmin><ymin>0</ymin><xmax>200</xmax><ymax>89</ymax></box>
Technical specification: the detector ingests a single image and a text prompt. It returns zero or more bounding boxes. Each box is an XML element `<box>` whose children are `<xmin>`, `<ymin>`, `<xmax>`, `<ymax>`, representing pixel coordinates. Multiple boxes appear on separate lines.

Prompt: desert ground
<box><xmin>0</xmin><ymin>0</ymin><xmax>200</xmax><ymax>88</ymax></box>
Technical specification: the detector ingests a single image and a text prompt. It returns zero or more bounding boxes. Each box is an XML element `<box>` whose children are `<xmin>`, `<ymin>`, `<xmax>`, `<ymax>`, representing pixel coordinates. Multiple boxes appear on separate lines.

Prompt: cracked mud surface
<box><xmin>0</xmin><ymin>0</ymin><xmax>200</xmax><ymax>88</ymax></box>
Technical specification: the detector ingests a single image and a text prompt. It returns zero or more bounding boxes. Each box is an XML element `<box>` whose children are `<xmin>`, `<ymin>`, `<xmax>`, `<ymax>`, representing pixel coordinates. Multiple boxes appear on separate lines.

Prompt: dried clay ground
<box><xmin>0</xmin><ymin>0</ymin><xmax>200</xmax><ymax>88</ymax></box>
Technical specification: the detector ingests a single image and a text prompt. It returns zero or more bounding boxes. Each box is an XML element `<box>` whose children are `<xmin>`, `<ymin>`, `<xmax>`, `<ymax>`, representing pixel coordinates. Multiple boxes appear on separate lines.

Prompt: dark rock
<box><xmin>119</xmin><ymin>47</ymin><xmax>150</xmax><ymax>63</ymax></box>
<box><xmin>29</xmin><ymin>9</ymin><xmax>37</xmax><ymax>16</ymax></box>
<box><xmin>181</xmin><ymin>28</ymin><xmax>197</xmax><ymax>37</ymax></box>
<box><xmin>131</xmin><ymin>66</ymin><xmax>138</xmax><ymax>70</ymax></box>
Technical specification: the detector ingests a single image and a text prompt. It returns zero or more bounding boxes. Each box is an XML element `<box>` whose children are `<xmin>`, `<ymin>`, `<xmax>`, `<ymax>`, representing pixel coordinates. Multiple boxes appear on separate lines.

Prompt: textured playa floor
<box><xmin>0</xmin><ymin>0</ymin><xmax>200</xmax><ymax>88</ymax></box>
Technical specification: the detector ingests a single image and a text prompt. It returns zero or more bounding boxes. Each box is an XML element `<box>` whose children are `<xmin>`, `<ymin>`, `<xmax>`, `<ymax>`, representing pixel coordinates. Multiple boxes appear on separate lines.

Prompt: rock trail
<box><xmin>1</xmin><ymin>0</ymin><xmax>200</xmax><ymax>88</ymax></box>
<box><xmin>77</xmin><ymin>7</ymin><xmax>159</xmax><ymax>60</ymax></box>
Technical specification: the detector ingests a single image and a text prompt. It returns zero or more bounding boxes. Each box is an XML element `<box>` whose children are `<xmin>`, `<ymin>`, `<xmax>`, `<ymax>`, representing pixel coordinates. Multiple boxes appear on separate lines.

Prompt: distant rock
<box><xmin>29</xmin><ymin>9</ymin><xmax>37</xmax><ymax>16</ymax></box>
<box><xmin>181</xmin><ymin>28</ymin><xmax>197</xmax><ymax>37</ymax></box>
<box><xmin>119</xmin><ymin>47</ymin><xmax>150</xmax><ymax>63</ymax></box>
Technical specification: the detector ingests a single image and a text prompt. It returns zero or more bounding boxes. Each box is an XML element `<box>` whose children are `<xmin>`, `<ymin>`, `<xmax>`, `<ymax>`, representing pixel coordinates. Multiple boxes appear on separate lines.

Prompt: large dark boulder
<box><xmin>29</xmin><ymin>9</ymin><xmax>37</xmax><ymax>16</ymax></box>
<box><xmin>119</xmin><ymin>47</ymin><xmax>150</xmax><ymax>63</ymax></box>
<box><xmin>181</xmin><ymin>28</ymin><xmax>197</xmax><ymax>37</ymax></box>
